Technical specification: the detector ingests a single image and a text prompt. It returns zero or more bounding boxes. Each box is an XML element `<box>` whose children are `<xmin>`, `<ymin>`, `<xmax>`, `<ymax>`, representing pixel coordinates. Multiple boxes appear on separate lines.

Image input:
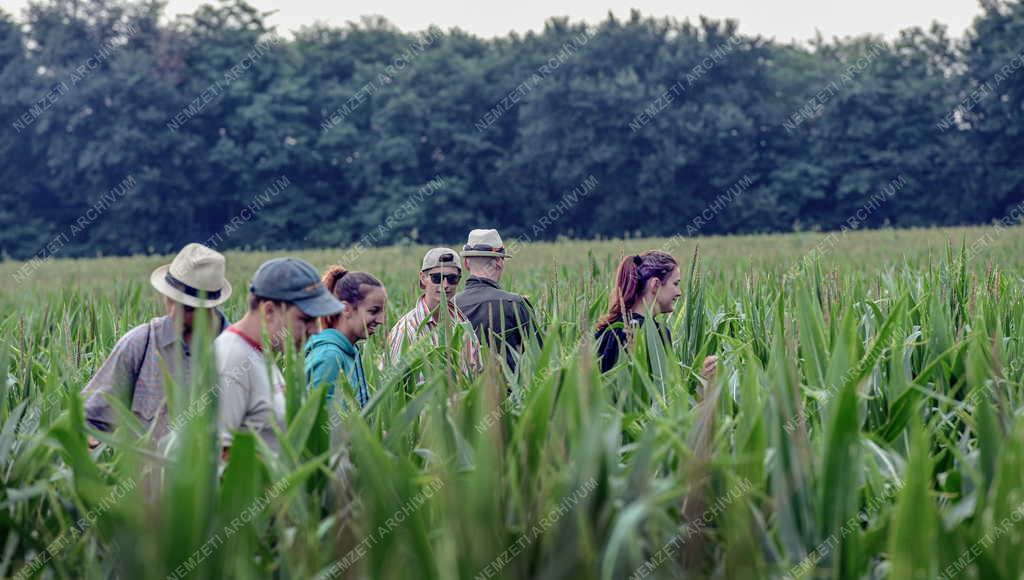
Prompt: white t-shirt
<box><xmin>214</xmin><ymin>329</ymin><xmax>286</xmax><ymax>452</ymax></box>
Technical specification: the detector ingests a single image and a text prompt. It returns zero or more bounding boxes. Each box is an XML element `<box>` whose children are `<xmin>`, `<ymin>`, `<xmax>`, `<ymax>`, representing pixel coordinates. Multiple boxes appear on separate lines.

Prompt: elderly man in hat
<box><xmin>82</xmin><ymin>243</ymin><xmax>232</xmax><ymax>443</ymax></box>
<box><xmin>454</xmin><ymin>229</ymin><xmax>539</xmax><ymax>371</ymax></box>
<box><xmin>216</xmin><ymin>257</ymin><xmax>344</xmax><ymax>453</ymax></box>
<box><xmin>388</xmin><ymin>248</ymin><xmax>480</xmax><ymax>375</ymax></box>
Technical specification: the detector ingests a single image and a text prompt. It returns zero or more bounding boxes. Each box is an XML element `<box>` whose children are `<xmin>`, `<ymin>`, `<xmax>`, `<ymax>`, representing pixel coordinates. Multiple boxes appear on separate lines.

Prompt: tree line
<box><xmin>1</xmin><ymin>0</ymin><xmax>1022</xmax><ymax>260</ymax></box>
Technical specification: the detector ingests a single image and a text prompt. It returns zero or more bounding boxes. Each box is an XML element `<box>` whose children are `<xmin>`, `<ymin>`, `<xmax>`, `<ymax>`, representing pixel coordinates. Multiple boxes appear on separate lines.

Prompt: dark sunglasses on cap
<box><xmin>429</xmin><ymin>273</ymin><xmax>461</xmax><ymax>285</ymax></box>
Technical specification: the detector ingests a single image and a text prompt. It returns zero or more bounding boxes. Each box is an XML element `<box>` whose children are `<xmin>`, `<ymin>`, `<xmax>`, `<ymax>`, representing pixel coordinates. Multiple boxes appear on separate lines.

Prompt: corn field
<box><xmin>3</xmin><ymin>227</ymin><xmax>1024</xmax><ymax>579</ymax></box>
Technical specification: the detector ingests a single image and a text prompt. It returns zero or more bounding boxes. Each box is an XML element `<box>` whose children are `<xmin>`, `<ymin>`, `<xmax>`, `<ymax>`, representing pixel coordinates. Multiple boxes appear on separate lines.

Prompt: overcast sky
<box><xmin>3</xmin><ymin>0</ymin><xmax>984</xmax><ymax>43</ymax></box>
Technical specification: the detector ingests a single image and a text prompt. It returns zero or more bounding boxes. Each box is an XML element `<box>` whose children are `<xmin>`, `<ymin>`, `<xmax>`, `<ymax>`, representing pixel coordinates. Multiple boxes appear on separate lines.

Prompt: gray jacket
<box><xmin>81</xmin><ymin>313</ymin><xmax>226</xmax><ymax>440</ymax></box>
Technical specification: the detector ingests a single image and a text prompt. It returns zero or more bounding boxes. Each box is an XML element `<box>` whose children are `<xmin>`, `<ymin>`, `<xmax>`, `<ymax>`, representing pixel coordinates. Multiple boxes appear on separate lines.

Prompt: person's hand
<box><xmin>700</xmin><ymin>355</ymin><xmax>718</xmax><ymax>383</ymax></box>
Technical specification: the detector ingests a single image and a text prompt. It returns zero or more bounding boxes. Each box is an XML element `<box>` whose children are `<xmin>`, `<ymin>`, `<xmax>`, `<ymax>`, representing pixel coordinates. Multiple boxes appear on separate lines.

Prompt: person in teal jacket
<box><xmin>304</xmin><ymin>265</ymin><xmax>387</xmax><ymax>407</ymax></box>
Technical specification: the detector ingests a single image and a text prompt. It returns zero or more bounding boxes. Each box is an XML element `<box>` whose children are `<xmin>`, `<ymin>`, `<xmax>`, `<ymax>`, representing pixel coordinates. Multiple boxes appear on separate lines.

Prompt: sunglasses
<box><xmin>429</xmin><ymin>273</ymin><xmax>461</xmax><ymax>285</ymax></box>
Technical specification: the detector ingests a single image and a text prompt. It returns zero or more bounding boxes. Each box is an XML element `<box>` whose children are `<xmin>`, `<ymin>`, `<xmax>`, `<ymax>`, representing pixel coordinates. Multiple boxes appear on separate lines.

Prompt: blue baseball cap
<box><xmin>249</xmin><ymin>257</ymin><xmax>344</xmax><ymax>317</ymax></box>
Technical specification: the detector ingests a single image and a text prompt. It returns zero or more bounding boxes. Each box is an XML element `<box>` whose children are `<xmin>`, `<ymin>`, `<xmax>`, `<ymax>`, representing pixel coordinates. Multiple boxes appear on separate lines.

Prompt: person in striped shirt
<box><xmin>388</xmin><ymin>248</ymin><xmax>481</xmax><ymax>377</ymax></box>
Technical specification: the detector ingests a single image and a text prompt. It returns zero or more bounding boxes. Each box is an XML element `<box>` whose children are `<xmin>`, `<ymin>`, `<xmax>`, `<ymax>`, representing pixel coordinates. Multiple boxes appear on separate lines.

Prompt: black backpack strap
<box><xmin>129</xmin><ymin>321</ymin><xmax>152</xmax><ymax>403</ymax></box>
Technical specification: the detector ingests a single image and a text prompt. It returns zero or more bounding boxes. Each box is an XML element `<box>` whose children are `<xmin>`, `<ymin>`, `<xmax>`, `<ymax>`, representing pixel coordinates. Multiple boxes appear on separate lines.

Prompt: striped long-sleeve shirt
<box><xmin>388</xmin><ymin>296</ymin><xmax>481</xmax><ymax>375</ymax></box>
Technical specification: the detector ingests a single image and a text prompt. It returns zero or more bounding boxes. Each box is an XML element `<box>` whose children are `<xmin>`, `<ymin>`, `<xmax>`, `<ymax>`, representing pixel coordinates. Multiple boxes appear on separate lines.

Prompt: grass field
<box><xmin>3</xmin><ymin>224</ymin><xmax>1024</xmax><ymax>579</ymax></box>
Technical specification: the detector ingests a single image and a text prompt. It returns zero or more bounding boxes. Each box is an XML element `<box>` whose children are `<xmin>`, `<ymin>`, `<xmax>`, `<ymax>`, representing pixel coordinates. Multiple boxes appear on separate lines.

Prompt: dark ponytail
<box><xmin>596</xmin><ymin>250</ymin><xmax>677</xmax><ymax>331</ymax></box>
<box><xmin>322</xmin><ymin>265</ymin><xmax>383</xmax><ymax>328</ymax></box>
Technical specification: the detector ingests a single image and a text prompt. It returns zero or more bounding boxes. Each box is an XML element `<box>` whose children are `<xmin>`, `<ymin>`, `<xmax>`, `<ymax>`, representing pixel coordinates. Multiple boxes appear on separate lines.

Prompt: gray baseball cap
<box><xmin>249</xmin><ymin>257</ymin><xmax>344</xmax><ymax>317</ymax></box>
<box><xmin>421</xmin><ymin>247</ymin><xmax>462</xmax><ymax>271</ymax></box>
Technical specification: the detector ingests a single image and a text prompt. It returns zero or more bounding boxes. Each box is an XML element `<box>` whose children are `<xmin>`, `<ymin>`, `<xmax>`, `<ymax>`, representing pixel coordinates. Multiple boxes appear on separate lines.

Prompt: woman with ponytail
<box><xmin>304</xmin><ymin>265</ymin><xmax>387</xmax><ymax>408</ymax></box>
<box><xmin>595</xmin><ymin>251</ymin><xmax>716</xmax><ymax>380</ymax></box>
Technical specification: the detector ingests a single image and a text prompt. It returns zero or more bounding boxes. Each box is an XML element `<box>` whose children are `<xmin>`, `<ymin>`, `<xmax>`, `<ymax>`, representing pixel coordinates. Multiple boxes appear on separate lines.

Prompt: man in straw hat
<box><xmin>82</xmin><ymin>242</ymin><xmax>232</xmax><ymax>443</ymax></box>
<box><xmin>388</xmin><ymin>247</ymin><xmax>480</xmax><ymax>375</ymax></box>
<box><xmin>454</xmin><ymin>229</ymin><xmax>539</xmax><ymax>371</ymax></box>
<box><xmin>215</xmin><ymin>257</ymin><xmax>343</xmax><ymax>453</ymax></box>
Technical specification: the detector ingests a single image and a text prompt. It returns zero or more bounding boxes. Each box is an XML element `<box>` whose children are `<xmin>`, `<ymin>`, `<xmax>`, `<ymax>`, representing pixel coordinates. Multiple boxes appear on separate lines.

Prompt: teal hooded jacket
<box><xmin>303</xmin><ymin>329</ymin><xmax>370</xmax><ymax>407</ymax></box>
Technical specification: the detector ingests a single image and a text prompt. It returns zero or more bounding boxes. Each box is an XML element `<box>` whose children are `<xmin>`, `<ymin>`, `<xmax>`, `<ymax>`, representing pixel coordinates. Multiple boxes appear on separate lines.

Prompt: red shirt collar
<box><xmin>227</xmin><ymin>325</ymin><xmax>263</xmax><ymax>352</ymax></box>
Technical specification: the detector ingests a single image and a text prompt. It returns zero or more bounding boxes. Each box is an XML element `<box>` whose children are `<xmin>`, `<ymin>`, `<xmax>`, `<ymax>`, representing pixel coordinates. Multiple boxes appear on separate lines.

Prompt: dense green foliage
<box><xmin>3</xmin><ymin>227</ymin><xmax>1024</xmax><ymax>578</ymax></box>
<box><xmin>2</xmin><ymin>0</ymin><xmax>1024</xmax><ymax>259</ymax></box>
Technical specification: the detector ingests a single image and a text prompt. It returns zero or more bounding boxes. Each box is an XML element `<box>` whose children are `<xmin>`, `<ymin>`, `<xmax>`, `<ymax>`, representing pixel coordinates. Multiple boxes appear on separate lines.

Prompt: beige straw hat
<box><xmin>461</xmin><ymin>229</ymin><xmax>511</xmax><ymax>258</ymax></box>
<box><xmin>149</xmin><ymin>243</ymin><xmax>232</xmax><ymax>308</ymax></box>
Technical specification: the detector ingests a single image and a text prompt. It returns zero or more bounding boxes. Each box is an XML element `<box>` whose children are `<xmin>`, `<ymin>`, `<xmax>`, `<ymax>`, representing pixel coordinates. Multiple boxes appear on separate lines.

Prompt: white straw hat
<box><xmin>149</xmin><ymin>243</ymin><xmax>232</xmax><ymax>308</ymax></box>
<box><xmin>461</xmin><ymin>229</ymin><xmax>511</xmax><ymax>258</ymax></box>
